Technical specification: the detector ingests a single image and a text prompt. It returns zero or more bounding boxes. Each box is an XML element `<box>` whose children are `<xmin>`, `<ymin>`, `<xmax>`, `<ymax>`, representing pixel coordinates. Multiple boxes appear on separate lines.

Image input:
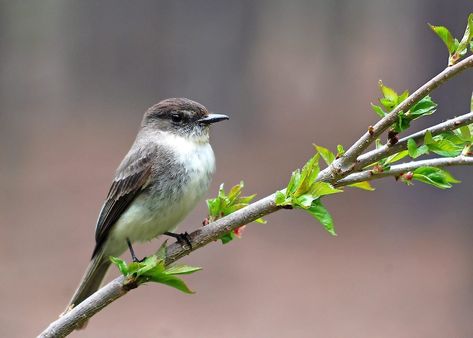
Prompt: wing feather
<box><xmin>92</xmin><ymin>148</ymin><xmax>154</xmax><ymax>257</ymax></box>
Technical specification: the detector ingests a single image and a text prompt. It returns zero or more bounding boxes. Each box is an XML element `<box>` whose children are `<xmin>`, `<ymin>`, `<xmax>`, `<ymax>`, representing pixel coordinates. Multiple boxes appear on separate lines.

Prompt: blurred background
<box><xmin>1</xmin><ymin>1</ymin><xmax>473</xmax><ymax>337</ymax></box>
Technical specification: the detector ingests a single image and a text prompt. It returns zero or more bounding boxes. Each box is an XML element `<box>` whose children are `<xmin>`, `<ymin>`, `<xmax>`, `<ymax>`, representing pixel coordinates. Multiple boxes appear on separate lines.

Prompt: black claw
<box><xmin>164</xmin><ymin>231</ymin><xmax>193</xmax><ymax>249</ymax></box>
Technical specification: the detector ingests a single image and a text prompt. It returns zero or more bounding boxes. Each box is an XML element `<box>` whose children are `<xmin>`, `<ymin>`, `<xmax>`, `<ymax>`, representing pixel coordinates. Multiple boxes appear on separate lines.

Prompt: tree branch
<box><xmin>39</xmin><ymin>56</ymin><xmax>473</xmax><ymax>338</ymax></box>
<box><xmin>318</xmin><ymin>55</ymin><xmax>473</xmax><ymax>183</ymax></box>
<box><xmin>355</xmin><ymin>111</ymin><xmax>473</xmax><ymax>170</ymax></box>
<box><xmin>335</xmin><ymin>156</ymin><xmax>473</xmax><ymax>186</ymax></box>
<box><xmin>39</xmin><ymin>195</ymin><xmax>280</xmax><ymax>338</ymax></box>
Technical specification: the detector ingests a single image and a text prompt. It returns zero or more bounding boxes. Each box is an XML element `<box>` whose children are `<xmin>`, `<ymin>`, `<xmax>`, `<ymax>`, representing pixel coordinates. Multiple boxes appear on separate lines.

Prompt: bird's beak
<box><xmin>198</xmin><ymin>113</ymin><xmax>229</xmax><ymax>125</ymax></box>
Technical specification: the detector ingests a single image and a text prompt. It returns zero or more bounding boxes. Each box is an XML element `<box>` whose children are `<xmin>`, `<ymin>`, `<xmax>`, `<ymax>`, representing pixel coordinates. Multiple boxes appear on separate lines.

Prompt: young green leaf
<box><xmin>110</xmin><ymin>254</ymin><xmax>201</xmax><ymax>294</ymax></box>
<box><xmin>314</xmin><ymin>144</ymin><xmax>335</xmax><ymax>165</ymax></box>
<box><xmin>380</xmin><ymin>82</ymin><xmax>398</xmax><ymax>102</ymax></box>
<box><xmin>151</xmin><ymin>274</ymin><xmax>195</xmax><ymax>294</ymax></box>
<box><xmin>371</xmin><ymin>103</ymin><xmax>386</xmax><ymax>118</ymax></box>
<box><xmin>206</xmin><ymin>181</ymin><xmax>264</xmax><ymax>244</ymax></box>
<box><xmin>307</xmin><ymin>199</ymin><xmax>336</xmax><ymax>236</ymax></box>
<box><xmin>424</xmin><ymin>130</ymin><xmax>434</xmax><ymax>144</ymax></box>
<box><xmin>413</xmin><ymin>166</ymin><xmax>460</xmax><ymax>189</ymax></box>
<box><xmin>336</xmin><ymin>144</ymin><xmax>345</xmax><ymax>157</ymax></box>
<box><xmin>407</xmin><ymin>139</ymin><xmax>429</xmax><ymax>159</ymax></box>
<box><xmin>427</xmin><ymin>133</ymin><xmax>464</xmax><ymax>157</ymax></box>
<box><xmin>451</xmin><ymin>13</ymin><xmax>473</xmax><ymax>64</ymax></box>
<box><xmin>458</xmin><ymin>126</ymin><xmax>472</xmax><ymax>142</ymax></box>
<box><xmin>275</xmin><ymin>190</ymin><xmax>287</xmax><ymax>205</ymax></box>
<box><xmin>384</xmin><ymin>150</ymin><xmax>409</xmax><ymax>165</ymax></box>
<box><xmin>310</xmin><ymin>181</ymin><xmax>342</xmax><ymax>197</ymax></box>
<box><xmin>429</xmin><ymin>23</ymin><xmax>456</xmax><ymax>54</ymax></box>
<box><xmin>165</xmin><ymin>265</ymin><xmax>202</xmax><ymax>275</ymax></box>
<box><xmin>408</xmin><ymin>96</ymin><xmax>437</xmax><ymax>118</ymax></box>
<box><xmin>110</xmin><ymin>256</ymin><xmax>129</xmax><ymax>276</ymax></box>
<box><xmin>348</xmin><ymin>181</ymin><xmax>375</xmax><ymax>191</ymax></box>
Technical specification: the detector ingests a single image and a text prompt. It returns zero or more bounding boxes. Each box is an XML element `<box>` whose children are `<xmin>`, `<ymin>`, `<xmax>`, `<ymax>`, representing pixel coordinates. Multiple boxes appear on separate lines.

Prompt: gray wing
<box><xmin>92</xmin><ymin>146</ymin><xmax>155</xmax><ymax>257</ymax></box>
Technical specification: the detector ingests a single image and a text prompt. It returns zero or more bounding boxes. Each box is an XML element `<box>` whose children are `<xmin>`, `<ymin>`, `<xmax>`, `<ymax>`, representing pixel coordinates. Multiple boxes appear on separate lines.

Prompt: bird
<box><xmin>65</xmin><ymin>98</ymin><xmax>228</xmax><ymax>322</ymax></box>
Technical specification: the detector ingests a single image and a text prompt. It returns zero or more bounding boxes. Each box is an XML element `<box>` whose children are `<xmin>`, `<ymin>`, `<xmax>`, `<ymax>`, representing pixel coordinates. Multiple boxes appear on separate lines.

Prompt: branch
<box><xmin>39</xmin><ymin>195</ymin><xmax>280</xmax><ymax>338</ymax></box>
<box><xmin>318</xmin><ymin>55</ymin><xmax>473</xmax><ymax>183</ymax></box>
<box><xmin>336</xmin><ymin>156</ymin><xmax>473</xmax><ymax>186</ymax></box>
<box><xmin>39</xmin><ymin>55</ymin><xmax>473</xmax><ymax>338</ymax></box>
<box><xmin>355</xmin><ymin>111</ymin><xmax>473</xmax><ymax>169</ymax></box>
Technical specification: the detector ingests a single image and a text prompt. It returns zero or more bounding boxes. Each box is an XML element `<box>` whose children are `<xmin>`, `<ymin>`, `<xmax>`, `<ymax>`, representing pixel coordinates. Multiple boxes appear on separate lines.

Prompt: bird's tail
<box><xmin>63</xmin><ymin>249</ymin><xmax>111</xmax><ymax>329</ymax></box>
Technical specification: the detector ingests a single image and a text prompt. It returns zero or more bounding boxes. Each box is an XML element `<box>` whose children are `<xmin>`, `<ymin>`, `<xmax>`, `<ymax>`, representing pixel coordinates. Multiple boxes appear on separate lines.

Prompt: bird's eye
<box><xmin>170</xmin><ymin>113</ymin><xmax>183</xmax><ymax>123</ymax></box>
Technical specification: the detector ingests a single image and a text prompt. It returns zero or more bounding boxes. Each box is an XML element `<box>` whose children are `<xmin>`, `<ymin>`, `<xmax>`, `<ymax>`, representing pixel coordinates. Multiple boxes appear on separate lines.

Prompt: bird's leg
<box><xmin>164</xmin><ymin>231</ymin><xmax>193</xmax><ymax>249</ymax></box>
<box><xmin>126</xmin><ymin>238</ymin><xmax>145</xmax><ymax>262</ymax></box>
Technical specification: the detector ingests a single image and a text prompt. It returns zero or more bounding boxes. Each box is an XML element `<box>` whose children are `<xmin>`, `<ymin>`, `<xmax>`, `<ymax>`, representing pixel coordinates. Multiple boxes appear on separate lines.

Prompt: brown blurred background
<box><xmin>1</xmin><ymin>1</ymin><xmax>473</xmax><ymax>337</ymax></box>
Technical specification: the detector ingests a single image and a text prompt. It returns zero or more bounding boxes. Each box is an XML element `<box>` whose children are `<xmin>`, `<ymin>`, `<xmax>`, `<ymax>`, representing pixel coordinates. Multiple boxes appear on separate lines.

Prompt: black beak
<box><xmin>198</xmin><ymin>113</ymin><xmax>229</xmax><ymax>125</ymax></box>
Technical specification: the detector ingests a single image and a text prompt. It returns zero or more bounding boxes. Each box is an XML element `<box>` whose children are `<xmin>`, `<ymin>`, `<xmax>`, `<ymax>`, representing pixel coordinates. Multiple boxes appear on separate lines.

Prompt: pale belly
<box><xmin>103</xmin><ymin>140</ymin><xmax>215</xmax><ymax>257</ymax></box>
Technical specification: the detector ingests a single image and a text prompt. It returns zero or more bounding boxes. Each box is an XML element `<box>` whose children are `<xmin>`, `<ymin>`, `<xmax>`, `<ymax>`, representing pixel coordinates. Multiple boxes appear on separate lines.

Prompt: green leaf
<box><xmin>295</xmin><ymin>194</ymin><xmax>317</xmax><ymax>209</ymax></box>
<box><xmin>206</xmin><ymin>198</ymin><xmax>221</xmax><ymax>218</ymax></box>
<box><xmin>393</xmin><ymin>112</ymin><xmax>411</xmax><ymax>133</ymax></box>
<box><xmin>306</xmin><ymin>199</ymin><xmax>336</xmax><ymax>236</ymax></box>
<box><xmin>314</xmin><ymin>144</ymin><xmax>335</xmax><ymax>165</ymax></box>
<box><xmin>427</xmin><ymin>138</ymin><xmax>463</xmax><ymax>157</ymax></box>
<box><xmin>165</xmin><ymin>265</ymin><xmax>202</xmax><ymax>275</ymax></box>
<box><xmin>413</xmin><ymin>166</ymin><xmax>460</xmax><ymax>189</ymax></box>
<box><xmin>238</xmin><ymin>194</ymin><xmax>257</xmax><ymax>204</ymax></box>
<box><xmin>207</xmin><ymin>181</ymin><xmax>263</xmax><ymax>227</ymax></box>
<box><xmin>398</xmin><ymin>90</ymin><xmax>409</xmax><ymax>103</ymax></box>
<box><xmin>380</xmin><ymin>98</ymin><xmax>396</xmax><ymax>111</ymax></box>
<box><xmin>220</xmin><ymin>232</ymin><xmax>236</xmax><ymax>244</ymax></box>
<box><xmin>310</xmin><ymin>181</ymin><xmax>342</xmax><ymax>197</ymax></box>
<box><xmin>110</xmin><ymin>256</ymin><xmax>128</xmax><ymax>276</ymax></box>
<box><xmin>348</xmin><ymin>181</ymin><xmax>375</xmax><ymax>191</ymax></box>
<box><xmin>408</xmin><ymin>96</ymin><xmax>437</xmax><ymax>118</ymax></box>
<box><xmin>152</xmin><ymin>274</ymin><xmax>195</xmax><ymax>294</ymax></box>
<box><xmin>336</xmin><ymin>144</ymin><xmax>345</xmax><ymax>157</ymax></box>
<box><xmin>286</xmin><ymin>169</ymin><xmax>300</xmax><ymax>195</ymax></box>
<box><xmin>294</xmin><ymin>154</ymin><xmax>320</xmax><ymax>197</ymax></box>
<box><xmin>457</xmin><ymin>126</ymin><xmax>472</xmax><ymax>142</ymax></box>
<box><xmin>424</xmin><ymin>130</ymin><xmax>434</xmax><ymax>144</ymax></box>
<box><xmin>451</xmin><ymin>14</ymin><xmax>473</xmax><ymax>64</ymax></box>
<box><xmin>275</xmin><ymin>190</ymin><xmax>287</xmax><ymax>205</ymax></box>
<box><xmin>379</xmin><ymin>81</ymin><xmax>398</xmax><ymax>104</ymax></box>
<box><xmin>429</xmin><ymin>23</ymin><xmax>456</xmax><ymax>54</ymax></box>
<box><xmin>407</xmin><ymin>139</ymin><xmax>429</xmax><ymax>159</ymax></box>
<box><xmin>384</xmin><ymin>150</ymin><xmax>409</xmax><ymax>164</ymax></box>
<box><xmin>227</xmin><ymin>182</ymin><xmax>243</xmax><ymax>204</ymax></box>
<box><xmin>371</xmin><ymin>103</ymin><xmax>386</xmax><ymax>117</ymax></box>
<box><xmin>135</xmin><ymin>255</ymin><xmax>160</xmax><ymax>275</ymax></box>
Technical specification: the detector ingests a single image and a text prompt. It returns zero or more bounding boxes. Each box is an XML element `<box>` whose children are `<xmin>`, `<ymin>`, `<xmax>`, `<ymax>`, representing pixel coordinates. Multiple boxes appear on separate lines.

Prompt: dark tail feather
<box><xmin>64</xmin><ymin>250</ymin><xmax>111</xmax><ymax>329</ymax></box>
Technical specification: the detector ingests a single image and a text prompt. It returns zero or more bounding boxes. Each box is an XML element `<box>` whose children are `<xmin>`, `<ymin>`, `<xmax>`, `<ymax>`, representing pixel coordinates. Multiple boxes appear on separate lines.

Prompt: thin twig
<box><xmin>318</xmin><ymin>55</ymin><xmax>473</xmax><ymax>183</ymax></box>
<box><xmin>355</xmin><ymin>111</ymin><xmax>473</xmax><ymax>170</ymax></box>
<box><xmin>335</xmin><ymin>156</ymin><xmax>473</xmax><ymax>186</ymax></box>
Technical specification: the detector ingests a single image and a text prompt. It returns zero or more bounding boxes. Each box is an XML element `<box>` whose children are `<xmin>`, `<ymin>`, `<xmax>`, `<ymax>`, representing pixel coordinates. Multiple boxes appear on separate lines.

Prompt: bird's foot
<box><xmin>164</xmin><ymin>231</ymin><xmax>192</xmax><ymax>250</ymax></box>
<box><xmin>126</xmin><ymin>238</ymin><xmax>146</xmax><ymax>262</ymax></box>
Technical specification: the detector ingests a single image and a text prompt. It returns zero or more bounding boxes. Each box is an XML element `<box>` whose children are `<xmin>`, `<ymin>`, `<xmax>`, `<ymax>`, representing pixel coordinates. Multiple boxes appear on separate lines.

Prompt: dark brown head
<box><xmin>141</xmin><ymin>98</ymin><xmax>228</xmax><ymax>141</ymax></box>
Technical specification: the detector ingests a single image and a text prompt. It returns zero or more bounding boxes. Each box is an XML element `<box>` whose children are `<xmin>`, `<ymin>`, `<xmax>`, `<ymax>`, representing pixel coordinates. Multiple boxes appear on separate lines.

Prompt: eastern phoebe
<box><xmin>66</xmin><ymin>98</ymin><xmax>228</xmax><ymax>317</ymax></box>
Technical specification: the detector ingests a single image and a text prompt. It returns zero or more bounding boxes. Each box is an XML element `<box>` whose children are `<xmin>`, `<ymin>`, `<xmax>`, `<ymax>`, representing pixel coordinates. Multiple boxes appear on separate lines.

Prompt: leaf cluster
<box><xmin>206</xmin><ymin>181</ymin><xmax>265</xmax><ymax>244</ymax></box>
<box><xmin>371</xmin><ymin>82</ymin><xmax>437</xmax><ymax>133</ymax></box>
<box><xmin>110</xmin><ymin>244</ymin><xmax>201</xmax><ymax>294</ymax></box>
<box><xmin>275</xmin><ymin>149</ymin><xmax>341</xmax><ymax>235</ymax></box>
<box><xmin>429</xmin><ymin>13</ymin><xmax>473</xmax><ymax>66</ymax></box>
